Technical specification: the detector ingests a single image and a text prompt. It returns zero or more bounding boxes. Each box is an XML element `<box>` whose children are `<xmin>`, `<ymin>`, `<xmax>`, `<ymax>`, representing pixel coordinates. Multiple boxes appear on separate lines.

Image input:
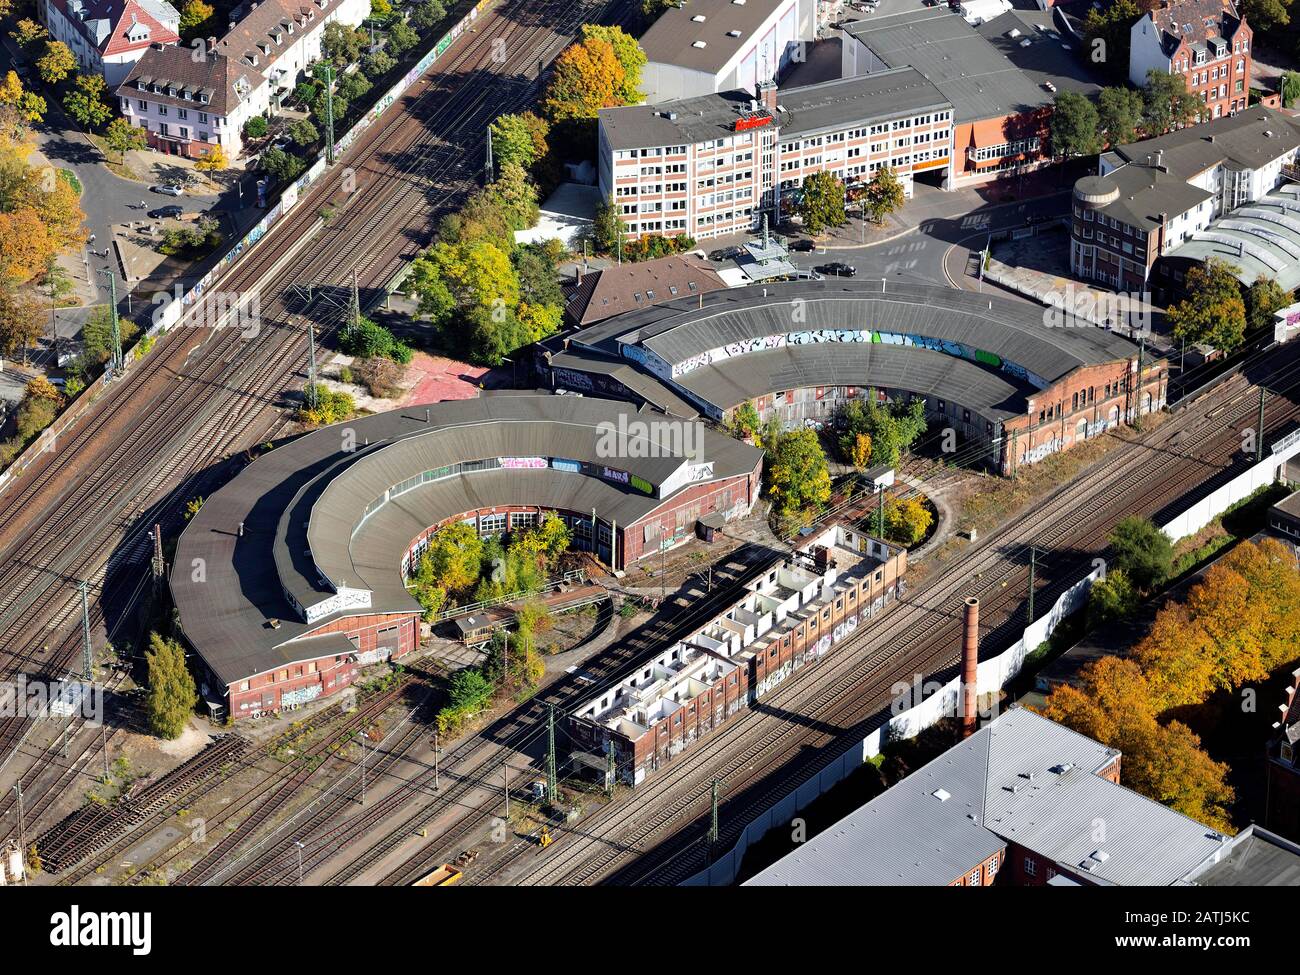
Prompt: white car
<box><xmin>150</xmin><ymin>184</ymin><xmax>184</xmax><ymax>196</ymax></box>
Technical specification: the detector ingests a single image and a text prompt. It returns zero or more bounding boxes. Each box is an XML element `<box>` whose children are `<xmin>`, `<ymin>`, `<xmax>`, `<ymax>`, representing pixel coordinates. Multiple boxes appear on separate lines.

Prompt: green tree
<box><xmin>590</xmin><ymin>195</ymin><xmax>622</xmax><ymax>254</ymax></box>
<box><xmin>63</xmin><ymin>74</ymin><xmax>111</xmax><ymax>129</ymax></box>
<box><xmin>1283</xmin><ymin>70</ymin><xmax>1300</xmax><ymax>109</ymax></box>
<box><xmin>764</xmin><ymin>427</ymin><xmax>831</xmax><ymax>516</ymax></box>
<box><xmin>243</xmin><ymin>115</ymin><xmax>269</xmax><ymax>139</ymax></box>
<box><xmin>1097</xmin><ymin>86</ymin><xmax>1144</xmax><ymax>145</ymax></box>
<box><xmin>104</xmin><ymin>117</ymin><xmax>147</xmax><ymax>161</ymax></box>
<box><xmin>836</xmin><ymin>394</ymin><xmax>927</xmax><ymax>468</ymax></box>
<box><xmin>797</xmin><ymin>170</ymin><xmax>846</xmax><ymax>234</ymax></box>
<box><xmin>1239</xmin><ymin>0</ymin><xmax>1291</xmax><ymax>30</ymax></box>
<box><xmin>1048</xmin><ymin>91</ymin><xmax>1101</xmax><ymax>157</ymax></box>
<box><xmin>411</xmin><ymin>0</ymin><xmax>447</xmax><ymax>31</ymax></box>
<box><xmin>1246</xmin><ymin>275</ymin><xmax>1292</xmax><ymax>332</ymax></box>
<box><xmin>861</xmin><ymin>165</ymin><xmax>905</xmax><ymax>224</ymax></box>
<box><xmin>178</xmin><ymin>0</ymin><xmax>215</xmax><ymax>39</ymax></box>
<box><xmin>1087</xmin><ymin>567</ymin><xmax>1139</xmax><ymax>629</ymax></box>
<box><xmin>363</xmin><ymin>49</ymin><xmax>397</xmax><ymax>78</ymax></box>
<box><xmin>1167</xmin><ymin>257</ymin><xmax>1247</xmax><ymax>351</ymax></box>
<box><xmin>1081</xmin><ymin>0</ymin><xmax>1138</xmax><ymax>80</ymax></box>
<box><xmin>288</xmin><ymin>117</ymin><xmax>319</xmax><ymax>147</ymax></box>
<box><xmin>145</xmin><ymin>632</ymin><xmax>198</xmax><ymax>740</ymax></box>
<box><xmin>321</xmin><ymin>22</ymin><xmax>367</xmax><ymax>67</ymax></box>
<box><xmin>337</xmin><ymin>72</ymin><xmax>372</xmax><ymax>105</ymax></box>
<box><xmin>1143</xmin><ymin>70</ymin><xmax>1201</xmax><ymax>134</ymax></box>
<box><xmin>259</xmin><ymin>146</ymin><xmax>305</xmax><ymax>183</ymax></box>
<box><xmin>80</xmin><ymin>306</ymin><xmax>138</xmax><ymax>367</ymax></box>
<box><xmin>485</xmin><ymin>161</ymin><xmax>539</xmax><ymax>231</ymax></box>
<box><xmin>387</xmin><ymin>20</ymin><xmax>421</xmax><ymax>55</ymax></box>
<box><xmin>729</xmin><ymin>401</ymin><xmax>761</xmax><ymax>440</ymax></box>
<box><xmin>1108</xmin><ymin>516</ymin><xmax>1173</xmax><ymax>592</ymax></box>
<box><xmin>0</xmin><ymin>285</ymin><xmax>44</xmax><ymax>363</ymax></box>
<box><xmin>490</xmin><ymin>111</ymin><xmax>550</xmax><ymax>171</ymax></box>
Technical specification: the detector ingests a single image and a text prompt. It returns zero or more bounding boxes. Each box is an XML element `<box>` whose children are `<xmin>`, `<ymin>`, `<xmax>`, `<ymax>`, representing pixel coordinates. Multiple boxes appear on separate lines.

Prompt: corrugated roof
<box><xmin>842</xmin><ymin>8</ymin><xmax>1051</xmax><ymax>123</ymax></box>
<box><xmin>746</xmin><ymin>709</ymin><xmax>1229</xmax><ymax>886</ymax></box>
<box><xmin>1164</xmin><ymin>184</ymin><xmax>1300</xmax><ymax>291</ymax></box>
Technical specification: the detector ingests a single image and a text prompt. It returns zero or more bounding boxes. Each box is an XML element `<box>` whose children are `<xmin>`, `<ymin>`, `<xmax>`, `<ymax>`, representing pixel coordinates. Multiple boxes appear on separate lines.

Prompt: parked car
<box><xmin>150</xmin><ymin>184</ymin><xmax>184</xmax><ymax>196</ymax></box>
<box><xmin>814</xmin><ymin>261</ymin><xmax>857</xmax><ymax>277</ymax></box>
<box><xmin>148</xmin><ymin>205</ymin><xmax>184</xmax><ymax>219</ymax></box>
<box><xmin>789</xmin><ymin>238</ymin><xmax>816</xmax><ymax>252</ymax></box>
<box><xmin>708</xmin><ymin>246</ymin><xmax>743</xmax><ymax>262</ymax></box>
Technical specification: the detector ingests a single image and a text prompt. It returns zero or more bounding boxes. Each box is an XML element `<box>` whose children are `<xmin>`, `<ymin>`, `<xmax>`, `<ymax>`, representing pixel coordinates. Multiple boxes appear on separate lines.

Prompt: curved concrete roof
<box><xmin>674</xmin><ymin>341</ymin><xmax>1032</xmax><ymax>423</ymax></box>
<box><xmin>171</xmin><ymin>395</ymin><xmax>762</xmax><ymax>686</ymax></box>
<box><xmin>576</xmin><ymin>280</ymin><xmax>1139</xmax><ymax>392</ymax></box>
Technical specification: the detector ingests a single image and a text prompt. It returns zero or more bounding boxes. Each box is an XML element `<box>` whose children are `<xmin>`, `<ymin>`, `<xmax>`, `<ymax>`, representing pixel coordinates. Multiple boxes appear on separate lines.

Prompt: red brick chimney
<box><xmin>961</xmin><ymin>597</ymin><xmax>979</xmax><ymax>739</ymax></box>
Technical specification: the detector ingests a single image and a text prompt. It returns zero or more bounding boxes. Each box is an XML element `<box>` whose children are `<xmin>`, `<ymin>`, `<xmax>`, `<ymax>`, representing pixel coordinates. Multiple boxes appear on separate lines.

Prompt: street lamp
<box><xmin>294</xmin><ymin>840</ymin><xmax>305</xmax><ymax>885</ymax></box>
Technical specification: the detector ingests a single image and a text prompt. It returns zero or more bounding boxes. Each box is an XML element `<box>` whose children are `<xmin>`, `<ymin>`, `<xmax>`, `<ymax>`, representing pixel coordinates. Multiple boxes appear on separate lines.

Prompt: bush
<box><xmin>340</xmin><ymin>315</ymin><xmax>411</xmax><ymax>363</ymax></box>
<box><xmin>352</xmin><ymin>355</ymin><xmax>407</xmax><ymax>399</ymax></box>
<box><xmin>243</xmin><ymin>115</ymin><xmax>269</xmax><ymax>139</ymax></box>
<box><xmin>297</xmin><ymin>383</ymin><xmax>355</xmax><ymax>425</ymax></box>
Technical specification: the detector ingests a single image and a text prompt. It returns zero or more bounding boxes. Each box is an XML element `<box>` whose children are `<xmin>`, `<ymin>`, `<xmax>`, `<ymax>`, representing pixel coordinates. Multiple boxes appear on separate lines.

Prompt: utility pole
<box><xmin>294</xmin><ymin>840</ymin><xmax>305</xmax><ymax>885</ymax></box>
<box><xmin>503</xmin><ymin>764</ymin><xmax>510</xmax><ymax>818</ymax></box>
<box><xmin>546</xmin><ymin>704</ymin><xmax>558</xmax><ymax>806</ymax></box>
<box><xmin>485</xmin><ymin>122</ymin><xmax>494</xmax><ymax>183</ymax></box>
<box><xmin>876</xmin><ymin>485</ymin><xmax>884</xmax><ymax>538</ymax></box>
<box><xmin>305</xmin><ymin>321</ymin><xmax>319</xmax><ymax>410</ymax></box>
<box><xmin>319</xmin><ymin>63</ymin><xmax>336</xmax><ymax>164</ymax></box>
<box><xmin>707</xmin><ymin>779</ymin><xmax>720</xmax><ymax>847</ymax></box>
<box><xmin>97</xmin><ymin>269</ymin><xmax>123</xmax><ymax>377</ymax></box>
<box><xmin>1256</xmin><ymin>386</ymin><xmax>1266</xmax><ymax>463</ymax></box>
<box><xmin>151</xmin><ymin>523</ymin><xmax>165</xmax><ymax>589</ymax></box>
<box><xmin>605</xmin><ymin>740</ymin><xmax>616</xmax><ymax>797</ymax></box>
<box><xmin>660</xmin><ymin>535</ymin><xmax>667</xmax><ymax>602</ymax></box>
<box><xmin>13</xmin><ymin>783</ymin><xmax>26</xmax><ymax>884</ymax></box>
<box><xmin>347</xmin><ymin>269</ymin><xmax>361</xmax><ymax>344</ymax></box>
<box><xmin>79</xmin><ymin>579</ymin><xmax>93</xmax><ymax>681</ymax></box>
<box><xmin>357</xmin><ymin>731</ymin><xmax>367</xmax><ymax>805</ymax></box>
<box><xmin>432</xmin><ymin>730</ymin><xmax>440</xmax><ymax>791</ymax></box>
<box><xmin>1027</xmin><ymin>545</ymin><xmax>1037</xmax><ymax>624</ymax></box>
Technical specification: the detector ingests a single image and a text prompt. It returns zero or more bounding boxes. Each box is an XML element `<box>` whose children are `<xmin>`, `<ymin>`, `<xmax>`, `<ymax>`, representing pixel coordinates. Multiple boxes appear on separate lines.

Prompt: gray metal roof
<box><xmin>1081</xmin><ymin>164</ymin><xmax>1214</xmax><ymax>232</ymax></box>
<box><xmin>746</xmin><ymin>709</ymin><xmax>1229</xmax><ymax>886</ymax></box>
<box><xmin>841</xmin><ymin>8</ymin><xmax>1051</xmax><ymax>124</ymax></box>
<box><xmin>599</xmin><ymin>89</ymin><xmax>771</xmax><ymax>151</ymax></box>
<box><xmin>639</xmin><ymin>0</ymin><xmax>790</xmax><ymax>74</ymax></box>
<box><xmin>1164</xmin><ymin>184</ymin><xmax>1300</xmax><ymax>291</ymax></box>
<box><xmin>171</xmin><ymin>395</ymin><xmax>761</xmax><ymax>688</ymax></box>
<box><xmin>775</xmin><ymin>68</ymin><xmax>952</xmax><ymax>140</ymax></box>
<box><xmin>974</xmin><ymin>9</ymin><xmax>1103</xmax><ymax>98</ymax></box>
<box><xmin>1110</xmin><ymin>108</ymin><xmax>1300</xmax><ymax>183</ymax></box>
<box><xmin>674</xmin><ymin>342</ymin><xmax>1031</xmax><ymax>422</ymax></box>
<box><xmin>1185</xmin><ymin>826</ymin><xmax>1300</xmax><ymax>886</ymax></box>
<box><xmin>579</xmin><ymin>280</ymin><xmax>1139</xmax><ymax>387</ymax></box>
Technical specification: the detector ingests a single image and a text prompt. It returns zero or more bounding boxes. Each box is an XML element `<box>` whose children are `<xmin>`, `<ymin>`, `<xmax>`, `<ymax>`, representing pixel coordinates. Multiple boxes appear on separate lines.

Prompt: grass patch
<box><xmin>58</xmin><ymin>168</ymin><xmax>82</xmax><ymax>195</ymax></box>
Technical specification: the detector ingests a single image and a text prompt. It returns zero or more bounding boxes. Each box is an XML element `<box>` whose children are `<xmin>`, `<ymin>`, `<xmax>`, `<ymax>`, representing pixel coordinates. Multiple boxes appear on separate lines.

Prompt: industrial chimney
<box><xmin>961</xmin><ymin>597</ymin><xmax>979</xmax><ymax>739</ymax></box>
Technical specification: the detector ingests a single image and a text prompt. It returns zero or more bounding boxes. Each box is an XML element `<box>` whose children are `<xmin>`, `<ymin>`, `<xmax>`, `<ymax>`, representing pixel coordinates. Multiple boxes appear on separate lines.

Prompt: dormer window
<box><xmin>167</xmin><ymin>86</ymin><xmax>176</xmax><ymax>97</ymax></box>
<box><xmin>137</xmin><ymin>79</ymin><xmax>146</xmax><ymax>90</ymax></box>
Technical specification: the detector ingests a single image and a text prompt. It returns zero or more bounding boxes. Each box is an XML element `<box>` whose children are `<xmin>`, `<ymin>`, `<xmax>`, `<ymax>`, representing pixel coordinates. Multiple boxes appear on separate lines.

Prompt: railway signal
<box><xmin>546</xmin><ymin>704</ymin><xmax>557</xmax><ymax>806</ymax></box>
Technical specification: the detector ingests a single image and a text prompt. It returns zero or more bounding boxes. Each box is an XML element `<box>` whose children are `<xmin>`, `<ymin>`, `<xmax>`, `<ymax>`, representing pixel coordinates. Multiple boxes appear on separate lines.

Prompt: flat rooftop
<box><xmin>775</xmin><ymin>68</ymin><xmax>952</xmax><ymax>139</ymax></box>
<box><xmin>842</xmin><ymin>7</ymin><xmax>1052</xmax><ymax>124</ymax></box>
<box><xmin>639</xmin><ymin>0</ymin><xmax>792</xmax><ymax>74</ymax></box>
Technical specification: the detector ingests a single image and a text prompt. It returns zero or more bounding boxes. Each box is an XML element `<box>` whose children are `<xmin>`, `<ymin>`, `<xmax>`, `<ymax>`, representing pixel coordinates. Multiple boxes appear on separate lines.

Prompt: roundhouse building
<box><xmin>171</xmin><ymin>395</ymin><xmax>763</xmax><ymax>720</ymax></box>
<box><xmin>543</xmin><ymin>282</ymin><xmax>1166</xmax><ymax>475</ymax></box>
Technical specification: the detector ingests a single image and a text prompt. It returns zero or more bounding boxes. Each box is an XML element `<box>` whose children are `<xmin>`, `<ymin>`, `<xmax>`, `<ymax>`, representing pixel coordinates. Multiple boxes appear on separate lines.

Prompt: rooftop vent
<box><xmin>728</xmin><ymin>29</ymin><xmax>741</xmax><ymax>36</ymax></box>
<box><xmin>692</xmin><ymin>39</ymin><xmax>707</xmax><ymax>47</ymax></box>
<box><xmin>932</xmin><ymin>788</ymin><xmax>951</xmax><ymax>802</ymax></box>
<box><xmin>691</xmin><ymin>13</ymin><xmax>705</xmax><ymax>20</ymax></box>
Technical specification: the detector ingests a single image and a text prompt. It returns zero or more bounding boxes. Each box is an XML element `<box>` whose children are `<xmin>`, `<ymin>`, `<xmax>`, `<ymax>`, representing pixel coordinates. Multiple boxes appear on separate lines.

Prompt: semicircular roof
<box><xmin>171</xmin><ymin>395</ymin><xmax>762</xmax><ymax>686</ymax></box>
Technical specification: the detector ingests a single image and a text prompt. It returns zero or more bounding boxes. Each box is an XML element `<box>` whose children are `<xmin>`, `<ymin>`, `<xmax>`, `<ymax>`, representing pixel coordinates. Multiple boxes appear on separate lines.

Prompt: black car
<box><xmin>789</xmin><ymin>239</ymin><xmax>816</xmax><ymax>252</ymax></box>
<box><xmin>148</xmin><ymin>205</ymin><xmax>184</xmax><ymax>219</ymax></box>
<box><xmin>814</xmin><ymin>262</ymin><xmax>857</xmax><ymax>277</ymax></box>
<box><xmin>708</xmin><ymin>246</ymin><xmax>742</xmax><ymax>262</ymax></box>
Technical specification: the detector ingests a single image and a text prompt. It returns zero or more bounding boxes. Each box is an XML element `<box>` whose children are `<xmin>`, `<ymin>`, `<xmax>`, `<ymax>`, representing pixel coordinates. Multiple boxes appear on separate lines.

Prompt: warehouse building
<box><xmin>171</xmin><ymin>395</ymin><xmax>762</xmax><ymax>720</ymax></box>
<box><xmin>543</xmin><ymin>281</ymin><xmax>1166</xmax><ymax>475</ymax></box>
<box><xmin>746</xmin><ymin>708</ymin><xmax>1276</xmax><ymax>886</ymax></box>
<box><xmin>638</xmin><ymin>0</ymin><xmax>815</xmax><ymax>103</ymax></box>
<box><xmin>568</xmin><ymin>522</ymin><xmax>906</xmax><ymax>785</ymax></box>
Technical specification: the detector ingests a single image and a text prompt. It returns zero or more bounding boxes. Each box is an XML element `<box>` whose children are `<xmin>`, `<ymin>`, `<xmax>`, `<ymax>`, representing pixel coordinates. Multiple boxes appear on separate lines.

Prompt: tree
<box><xmin>1097</xmin><ymin>86</ymin><xmax>1144</xmax><ymax>146</ymax></box>
<box><xmin>363</xmin><ymin>49</ymin><xmax>397</xmax><ymax>78</ymax></box>
<box><xmin>0</xmin><ymin>285</ymin><xmax>43</xmax><ymax>362</ymax></box>
<box><xmin>729</xmin><ymin>401</ymin><xmax>761</xmax><ymax>440</ymax></box>
<box><xmin>387</xmin><ymin>20</ymin><xmax>420</xmax><ymax>55</ymax></box>
<box><xmin>321</xmin><ymin>22</ymin><xmax>368</xmax><ymax>67</ymax></box>
<box><xmin>579</xmin><ymin>25</ymin><xmax>645</xmax><ymax>106</ymax></box>
<box><xmin>883</xmin><ymin>496</ymin><xmax>933</xmax><ymax>546</ymax></box>
<box><xmin>764</xmin><ymin>427</ymin><xmax>831</xmax><ymax>515</ymax></box>
<box><xmin>1239</xmin><ymin>0</ymin><xmax>1291</xmax><ymax>30</ymax></box>
<box><xmin>1048</xmin><ymin>91</ymin><xmax>1101</xmax><ymax>157</ymax></box>
<box><xmin>288</xmin><ymin>118</ymin><xmax>319</xmax><ymax>147</ymax></box>
<box><xmin>1108</xmin><ymin>515</ymin><xmax>1172</xmax><ymax>592</ymax></box>
<box><xmin>194</xmin><ymin>143</ymin><xmax>228</xmax><ymax>172</ymax></box>
<box><xmin>9</xmin><ymin>19</ymin><xmax>47</xmax><ymax>52</ymax></box>
<box><xmin>1143</xmin><ymin>69</ymin><xmax>1201</xmax><ymax>133</ymax></box>
<box><xmin>486</xmin><ymin>161</ymin><xmax>539</xmax><ymax>231</ymax></box>
<box><xmin>0</xmin><ymin>208</ymin><xmax>56</xmax><ymax>284</ymax></box>
<box><xmin>836</xmin><ymin>394</ymin><xmax>927</xmax><ymax>468</ymax></box>
<box><xmin>861</xmin><ymin>166</ymin><xmax>905</xmax><ymax>224</ymax></box>
<box><xmin>104</xmin><ymin>117</ymin><xmax>147</xmax><ymax>161</ymax></box>
<box><xmin>1167</xmin><ymin>257</ymin><xmax>1247</xmax><ymax>351</ymax></box>
<box><xmin>490</xmin><ymin>112</ymin><xmax>550</xmax><ymax>171</ymax></box>
<box><xmin>1246</xmin><ymin>275</ymin><xmax>1292</xmax><ymax>332</ymax></box>
<box><xmin>178</xmin><ymin>0</ymin><xmax>215</xmax><ymax>39</ymax></box>
<box><xmin>541</xmin><ymin>36</ymin><xmax>625</xmax><ymax>121</ymax></box>
<box><xmin>243</xmin><ymin>115</ymin><xmax>269</xmax><ymax>139</ymax></box>
<box><xmin>847</xmin><ymin>431</ymin><xmax>872</xmax><ymax>468</ymax></box>
<box><xmin>259</xmin><ymin>146</ymin><xmax>305</xmax><ymax>183</ymax></box>
<box><xmin>144</xmin><ymin>632</ymin><xmax>198</xmax><ymax>740</ymax></box>
<box><xmin>81</xmin><ymin>305</ymin><xmax>138</xmax><ymax>366</ymax></box>
<box><xmin>411</xmin><ymin>0</ymin><xmax>447</xmax><ymax>32</ymax></box>
<box><xmin>371</xmin><ymin>0</ymin><xmax>393</xmax><ymax>16</ymax></box>
<box><xmin>0</xmin><ymin>71</ymin><xmax>44</xmax><ymax>126</ymax></box>
<box><xmin>337</xmin><ymin>71</ymin><xmax>372</xmax><ymax>105</ymax></box>
<box><xmin>1283</xmin><ymin>70</ymin><xmax>1300</xmax><ymax>109</ymax></box>
<box><xmin>36</xmin><ymin>41</ymin><xmax>76</xmax><ymax>86</ymax></box>
<box><xmin>1086</xmin><ymin>567</ymin><xmax>1138</xmax><ymax>629</ymax></box>
<box><xmin>797</xmin><ymin>170</ymin><xmax>846</xmax><ymax>234</ymax></box>
<box><xmin>1081</xmin><ymin>0</ymin><xmax>1138</xmax><ymax>80</ymax></box>
<box><xmin>590</xmin><ymin>195</ymin><xmax>622</xmax><ymax>254</ymax></box>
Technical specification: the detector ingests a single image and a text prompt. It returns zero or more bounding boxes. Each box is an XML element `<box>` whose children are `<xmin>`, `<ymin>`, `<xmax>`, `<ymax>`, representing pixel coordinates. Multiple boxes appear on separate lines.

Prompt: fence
<box><xmin>682</xmin><ymin>431</ymin><xmax>1300</xmax><ymax>885</ymax></box>
<box><xmin>0</xmin><ymin>0</ymin><xmax>493</xmax><ymax>500</ymax></box>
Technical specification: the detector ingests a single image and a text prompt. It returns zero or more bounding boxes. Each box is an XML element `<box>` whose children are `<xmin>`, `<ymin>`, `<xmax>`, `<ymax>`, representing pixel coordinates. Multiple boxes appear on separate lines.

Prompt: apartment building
<box><xmin>1129</xmin><ymin>0</ymin><xmax>1252</xmax><ymax>121</ymax></box>
<box><xmin>42</xmin><ymin>0</ymin><xmax>181</xmax><ymax>87</ymax></box>
<box><xmin>597</xmin><ymin>70</ymin><xmax>954</xmax><ymax>240</ymax></box>
<box><xmin>1070</xmin><ymin>107</ymin><xmax>1300</xmax><ymax>297</ymax></box>
<box><xmin>115</xmin><ymin>0</ymin><xmax>370</xmax><ymax>159</ymax></box>
<box><xmin>639</xmin><ymin>0</ymin><xmax>814</xmax><ymax>103</ymax></box>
